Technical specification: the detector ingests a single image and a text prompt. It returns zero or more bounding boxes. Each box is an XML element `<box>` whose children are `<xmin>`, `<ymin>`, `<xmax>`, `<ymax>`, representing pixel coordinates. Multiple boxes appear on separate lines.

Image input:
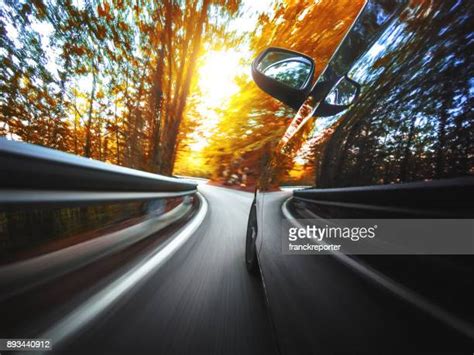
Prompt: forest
<box><xmin>0</xmin><ymin>0</ymin><xmax>363</xmax><ymax>182</ymax></box>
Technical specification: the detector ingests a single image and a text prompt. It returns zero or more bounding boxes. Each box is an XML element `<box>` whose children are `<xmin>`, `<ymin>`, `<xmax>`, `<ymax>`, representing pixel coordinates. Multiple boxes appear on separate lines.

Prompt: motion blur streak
<box><xmin>57</xmin><ymin>185</ymin><xmax>276</xmax><ymax>354</ymax></box>
<box><xmin>0</xmin><ymin>198</ymin><xmax>193</xmax><ymax>300</ymax></box>
<box><xmin>40</xmin><ymin>193</ymin><xmax>208</xmax><ymax>348</ymax></box>
<box><xmin>282</xmin><ymin>199</ymin><xmax>474</xmax><ymax>340</ymax></box>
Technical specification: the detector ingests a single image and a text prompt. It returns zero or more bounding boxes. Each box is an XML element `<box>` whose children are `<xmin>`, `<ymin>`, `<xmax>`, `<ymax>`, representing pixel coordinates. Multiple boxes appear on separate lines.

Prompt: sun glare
<box><xmin>197</xmin><ymin>50</ymin><xmax>242</xmax><ymax>108</ymax></box>
<box><xmin>186</xmin><ymin>50</ymin><xmax>243</xmax><ymax>152</ymax></box>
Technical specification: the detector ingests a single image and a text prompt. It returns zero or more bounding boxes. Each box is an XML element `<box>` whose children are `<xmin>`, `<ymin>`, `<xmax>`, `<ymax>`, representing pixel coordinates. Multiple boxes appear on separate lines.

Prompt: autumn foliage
<box><xmin>1</xmin><ymin>0</ymin><xmax>363</xmax><ymax>182</ymax></box>
<box><xmin>191</xmin><ymin>0</ymin><xmax>364</xmax><ymax>186</ymax></box>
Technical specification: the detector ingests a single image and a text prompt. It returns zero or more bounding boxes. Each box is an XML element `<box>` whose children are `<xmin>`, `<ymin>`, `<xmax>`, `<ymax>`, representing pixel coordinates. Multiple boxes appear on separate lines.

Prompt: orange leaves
<box><xmin>222</xmin><ymin>0</ymin><xmax>240</xmax><ymax>15</ymax></box>
<box><xmin>45</xmin><ymin>94</ymin><xmax>57</xmax><ymax>107</ymax></box>
<box><xmin>97</xmin><ymin>1</ymin><xmax>112</xmax><ymax>20</ymax></box>
<box><xmin>66</xmin><ymin>43</ymin><xmax>86</xmax><ymax>56</ymax></box>
<box><xmin>3</xmin><ymin>0</ymin><xmax>367</xmax><ymax>179</ymax></box>
<box><xmin>97</xmin><ymin>3</ymin><xmax>108</xmax><ymax>18</ymax></box>
<box><xmin>31</xmin><ymin>0</ymin><xmax>47</xmax><ymax>20</ymax></box>
<box><xmin>114</xmin><ymin>0</ymin><xmax>125</xmax><ymax>10</ymax></box>
<box><xmin>96</xmin><ymin>24</ymin><xmax>107</xmax><ymax>40</ymax></box>
<box><xmin>118</xmin><ymin>21</ymin><xmax>129</xmax><ymax>32</ymax></box>
<box><xmin>96</xmin><ymin>90</ymin><xmax>105</xmax><ymax>99</ymax></box>
<box><xmin>138</xmin><ymin>22</ymin><xmax>152</xmax><ymax>35</ymax></box>
<box><xmin>133</xmin><ymin>5</ymin><xmax>141</xmax><ymax>17</ymax></box>
<box><xmin>75</xmin><ymin>65</ymin><xmax>88</xmax><ymax>75</ymax></box>
<box><xmin>196</xmin><ymin>0</ymin><xmax>367</xmax><ymax>184</ymax></box>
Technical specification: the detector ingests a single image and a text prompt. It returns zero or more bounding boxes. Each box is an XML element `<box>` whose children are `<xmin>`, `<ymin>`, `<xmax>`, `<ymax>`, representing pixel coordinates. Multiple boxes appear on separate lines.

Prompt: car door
<box><xmin>256</xmin><ymin>0</ymin><xmax>474</xmax><ymax>353</ymax></box>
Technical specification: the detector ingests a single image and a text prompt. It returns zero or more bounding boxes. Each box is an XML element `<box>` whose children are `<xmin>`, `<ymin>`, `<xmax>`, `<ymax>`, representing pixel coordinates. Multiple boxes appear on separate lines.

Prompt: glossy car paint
<box><xmin>251</xmin><ymin>0</ymin><xmax>474</xmax><ymax>353</ymax></box>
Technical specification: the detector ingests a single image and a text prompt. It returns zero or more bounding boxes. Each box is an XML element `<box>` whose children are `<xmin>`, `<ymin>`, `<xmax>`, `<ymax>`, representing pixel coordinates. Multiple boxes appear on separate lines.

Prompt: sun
<box><xmin>184</xmin><ymin>50</ymin><xmax>243</xmax><ymax>153</ymax></box>
<box><xmin>176</xmin><ymin>50</ymin><xmax>244</xmax><ymax>174</ymax></box>
<box><xmin>197</xmin><ymin>50</ymin><xmax>242</xmax><ymax>109</ymax></box>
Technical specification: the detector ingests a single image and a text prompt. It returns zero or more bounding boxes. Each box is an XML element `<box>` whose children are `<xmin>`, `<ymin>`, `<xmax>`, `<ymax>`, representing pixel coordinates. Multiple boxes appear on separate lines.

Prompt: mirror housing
<box><xmin>252</xmin><ymin>47</ymin><xmax>315</xmax><ymax>110</ymax></box>
<box><xmin>314</xmin><ymin>75</ymin><xmax>361</xmax><ymax>117</ymax></box>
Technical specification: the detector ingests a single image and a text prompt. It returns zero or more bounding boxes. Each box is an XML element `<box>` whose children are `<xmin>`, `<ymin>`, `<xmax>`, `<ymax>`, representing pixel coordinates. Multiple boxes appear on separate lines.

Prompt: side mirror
<box><xmin>313</xmin><ymin>75</ymin><xmax>361</xmax><ymax>117</ymax></box>
<box><xmin>252</xmin><ymin>47</ymin><xmax>315</xmax><ymax>110</ymax></box>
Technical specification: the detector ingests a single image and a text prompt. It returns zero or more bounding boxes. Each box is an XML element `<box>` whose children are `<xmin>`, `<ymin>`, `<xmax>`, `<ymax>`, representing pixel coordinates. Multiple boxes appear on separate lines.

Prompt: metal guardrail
<box><xmin>0</xmin><ymin>138</ymin><xmax>202</xmax><ymax>299</ymax></box>
<box><xmin>0</xmin><ymin>138</ymin><xmax>197</xmax><ymax>201</ymax></box>
<box><xmin>0</xmin><ymin>197</ymin><xmax>196</xmax><ymax>300</ymax></box>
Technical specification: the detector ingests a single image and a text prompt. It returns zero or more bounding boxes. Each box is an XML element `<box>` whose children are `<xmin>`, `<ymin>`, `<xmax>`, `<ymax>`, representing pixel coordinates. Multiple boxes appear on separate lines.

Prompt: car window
<box><xmin>327</xmin><ymin>0</ymin><xmax>407</xmax><ymax>77</ymax></box>
<box><xmin>283</xmin><ymin>0</ymin><xmax>473</xmax><ymax>188</ymax></box>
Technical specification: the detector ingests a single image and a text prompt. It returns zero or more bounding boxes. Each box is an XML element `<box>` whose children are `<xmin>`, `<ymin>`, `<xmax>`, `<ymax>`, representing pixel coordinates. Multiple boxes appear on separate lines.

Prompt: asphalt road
<box><xmin>2</xmin><ymin>184</ymin><xmax>473</xmax><ymax>354</ymax></box>
<box><xmin>57</xmin><ymin>184</ymin><xmax>277</xmax><ymax>354</ymax></box>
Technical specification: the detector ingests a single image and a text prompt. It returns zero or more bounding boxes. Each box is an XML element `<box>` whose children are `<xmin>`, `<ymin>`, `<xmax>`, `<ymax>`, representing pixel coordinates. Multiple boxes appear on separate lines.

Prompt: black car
<box><xmin>246</xmin><ymin>0</ymin><xmax>474</xmax><ymax>353</ymax></box>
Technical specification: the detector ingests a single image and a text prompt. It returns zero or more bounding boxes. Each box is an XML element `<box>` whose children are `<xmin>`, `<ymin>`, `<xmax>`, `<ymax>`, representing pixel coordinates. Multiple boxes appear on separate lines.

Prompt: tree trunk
<box><xmin>84</xmin><ymin>69</ymin><xmax>97</xmax><ymax>158</ymax></box>
<box><xmin>114</xmin><ymin>100</ymin><xmax>120</xmax><ymax>165</ymax></box>
<box><xmin>160</xmin><ymin>0</ymin><xmax>210</xmax><ymax>175</ymax></box>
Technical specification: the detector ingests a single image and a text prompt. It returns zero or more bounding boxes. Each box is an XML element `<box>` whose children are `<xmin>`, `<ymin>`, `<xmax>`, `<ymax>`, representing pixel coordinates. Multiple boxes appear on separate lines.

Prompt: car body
<box><xmin>246</xmin><ymin>0</ymin><xmax>474</xmax><ymax>353</ymax></box>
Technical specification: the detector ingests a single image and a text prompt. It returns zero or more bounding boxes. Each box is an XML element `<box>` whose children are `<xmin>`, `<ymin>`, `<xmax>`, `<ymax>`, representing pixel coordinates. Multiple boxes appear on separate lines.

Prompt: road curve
<box><xmin>58</xmin><ymin>184</ymin><xmax>277</xmax><ymax>355</ymax></box>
